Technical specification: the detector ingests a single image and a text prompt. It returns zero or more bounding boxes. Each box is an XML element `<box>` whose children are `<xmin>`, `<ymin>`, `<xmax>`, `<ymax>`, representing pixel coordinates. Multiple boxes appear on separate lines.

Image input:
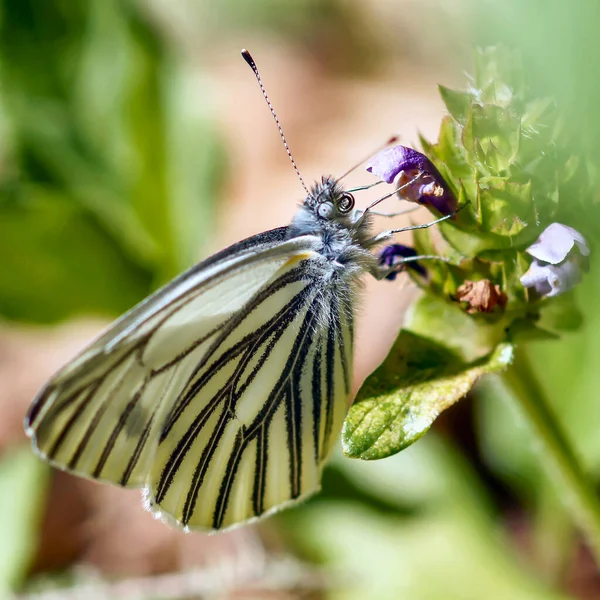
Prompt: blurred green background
<box><xmin>1</xmin><ymin>0</ymin><xmax>599</xmax><ymax>598</ymax></box>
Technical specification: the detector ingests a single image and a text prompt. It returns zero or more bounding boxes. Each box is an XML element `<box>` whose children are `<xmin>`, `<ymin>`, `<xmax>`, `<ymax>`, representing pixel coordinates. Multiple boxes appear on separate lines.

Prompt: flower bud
<box><xmin>378</xmin><ymin>244</ymin><xmax>426</xmax><ymax>280</ymax></box>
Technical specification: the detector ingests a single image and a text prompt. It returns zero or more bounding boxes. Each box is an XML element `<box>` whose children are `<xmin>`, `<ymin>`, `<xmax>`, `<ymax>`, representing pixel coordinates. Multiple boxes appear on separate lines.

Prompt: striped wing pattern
<box><xmin>25</xmin><ymin>228</ymin><xmax>354</xmax><ymax>531</ymax></box>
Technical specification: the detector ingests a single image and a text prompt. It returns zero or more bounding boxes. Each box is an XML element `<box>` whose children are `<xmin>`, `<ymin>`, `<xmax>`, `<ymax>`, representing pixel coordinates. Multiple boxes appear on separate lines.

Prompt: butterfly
<box><xmin>24</xmin><ymin>50</ymin><xmax>448</xmax><ymax>532</ymax></box>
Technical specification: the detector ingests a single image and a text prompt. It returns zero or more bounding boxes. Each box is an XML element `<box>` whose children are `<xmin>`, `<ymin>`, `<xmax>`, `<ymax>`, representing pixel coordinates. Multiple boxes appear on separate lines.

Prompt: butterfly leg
<box><xmin>355</xmin><ymin>205</ymin><xmax>420</xmax><ymax>219</ymax></box>
<box><xmin>365</xmin><ymin>212</ymin><xmax>457</xmax><ymax>248</ymax></box>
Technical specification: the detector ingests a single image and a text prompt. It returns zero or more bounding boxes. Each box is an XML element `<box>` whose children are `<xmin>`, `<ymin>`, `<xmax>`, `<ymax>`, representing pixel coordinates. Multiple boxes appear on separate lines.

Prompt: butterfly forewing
<box><xmin>25</xmin><ymin>227</ymin><xmax>354</xmax><ymax>531</ymax></box>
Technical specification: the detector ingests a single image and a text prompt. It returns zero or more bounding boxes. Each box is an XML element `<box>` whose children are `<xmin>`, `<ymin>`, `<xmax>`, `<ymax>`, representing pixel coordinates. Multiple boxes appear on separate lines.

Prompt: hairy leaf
<box><xmin>343</xmin><ymin>332</ymin><xmax>513</xmax><ymax>460</ymax></box>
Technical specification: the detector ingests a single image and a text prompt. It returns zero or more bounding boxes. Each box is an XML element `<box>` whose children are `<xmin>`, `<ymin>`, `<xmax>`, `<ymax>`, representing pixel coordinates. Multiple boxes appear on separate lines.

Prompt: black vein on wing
<box><xmin>321</xmin><ymin>300</ymin><xmax>337</xmax><ymax>460</ymax></box>
<box><xmin>34</xmin><ymin>262</ymin><xmax>311</xmax><ymax>485</ymax></box>
<box><xmin>118</xmin><ymin>368</ymin><xmax>180</xmax><ymax>485</ymax></box>
<box><xmin>92</xmin><ymin>375</ymin><xmax>151</xmax><ymax>478</ymax></box>
<box><xmin>334</xmin><ymin>299</ymin><xmax>352</xmax><ymax>396</ymax></box>
<box><xmin>46</xmin><ymin>380</ymin><xmax>103</xmax><ymax>460</ymax></box>
<box><xmin>176</xmin><ymin>289</ymin><xmax>317</xmax><ymax>525</ymax></box>
<box><xmin>26</xmin><ymin>228</ymin><xmax>289</xmax><ymax>426</ymax></box>
<box><xmin>154</xmin><ymin>280</ymin><xmax>315</xmax><ymax>507</ymax></box>
<box><xmin>208</xmin><ymin>296</ymin><xmax>319</xmax><ymax>529</ymax></box>
<box><xmin>66</xmin><ymin>355</ymin><xmax>137</xmax><ymax>470</ymax></box>
<box><xmin>311</xmin><ymin>343</ymin><xmax>323</xmax><ymax>462</ymax></box>
<box><xmin>252</xmin><ymin>424</ymin><xmax>267</xmax><ymax>516</ymax></box>
<box><xmin>158</xmin><ymin>266</ymin><xmax>311</xmax><ymax>438</ymax></box>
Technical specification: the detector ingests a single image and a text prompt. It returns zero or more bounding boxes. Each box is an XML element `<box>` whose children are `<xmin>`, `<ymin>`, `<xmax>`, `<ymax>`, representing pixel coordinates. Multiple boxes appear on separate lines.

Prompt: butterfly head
<box><xmin>288</xmin><ymin>175</ymin><xmax>372</xmax><ymax>254</ymax></box>
<box><xmin>304</xmin><ymin>176</ymin><xmax>355</xmax><ymax>220</ymax></box>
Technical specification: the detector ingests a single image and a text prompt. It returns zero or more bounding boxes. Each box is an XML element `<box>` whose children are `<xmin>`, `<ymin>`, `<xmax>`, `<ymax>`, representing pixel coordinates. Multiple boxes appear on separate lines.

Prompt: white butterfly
<box><xmin>24</xmin><ymin>51</ymin><xmax>447</xmax><ymax>532</ymax></box>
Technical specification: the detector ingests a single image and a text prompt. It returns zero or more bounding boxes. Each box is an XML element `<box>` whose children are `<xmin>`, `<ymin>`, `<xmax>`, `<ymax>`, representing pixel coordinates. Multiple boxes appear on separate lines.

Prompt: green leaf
<box><xmin>407</xmin><ymin>293</ymin><xmax>509</xmax><ymax>361</ymax></box>
<box><xmin>521</xmin><ymin>97</ymin><xmax>554</xmax><ymax>130</ymax></box>
<box><xmin>0</xmin><ymin>448</ymin><xmax>49</xmax><ymax>593</ymax></box>
<box><xmin>438</xmin><ymin>85</ymin><xmax>473</xmax><ymax>125</ymax></box>
<box><xmin>438</xmin><ymin>218</ymin><xmax>534</xmax><ymax>256</ymax></box>
<box><xmin>163</xmin><ymin>66</ymin><xmax>225</xmax><ymax>271</ymax></box>
<box><xmin>463</xmin><ymin>104</ymin><xmax>521</xmax><ymax>174</ymax></box>
<box><xmin>506</xmin><ymin>318</ymin><xmax>560</xmax><ymax>343</ymax></box>
<box><xmin>0</xmin><ymin>1</ymin><xmax>222</xmax><ymax>324</ymax></box>
<box><xmin>342</xmin><ymin>331</ymin><xmax>513</xmax><ymax>460</ymax></box>
<box><xmin>478</xmin><ymin>178</ymin><xmax>532</xmax><ymax>235</ymax></box>
<box><xmin>429</xmin><ymin>117</ymin><xmax>476</xmax><ymax>189</ymax></box>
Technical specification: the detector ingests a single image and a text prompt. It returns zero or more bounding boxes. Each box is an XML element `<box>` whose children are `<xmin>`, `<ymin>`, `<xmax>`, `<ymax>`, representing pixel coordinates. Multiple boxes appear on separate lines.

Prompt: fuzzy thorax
<box><xmin>287</xmin><ymin>176</ymin><xmax>375</xmax><ymax>273</ymax></box>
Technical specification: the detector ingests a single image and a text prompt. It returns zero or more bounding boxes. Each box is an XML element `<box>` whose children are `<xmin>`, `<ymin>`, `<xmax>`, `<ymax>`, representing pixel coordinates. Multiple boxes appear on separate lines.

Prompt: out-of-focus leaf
<box><xmin>521</xmin><ymin>97</ymin><xmax>554</xmax><ymax>131</ymax></box>
<box><xmin>121</xmin><ymin>8</ymin><xmax>176</xmax><ymax>280</ymax></box>
<box><xmin>0</xmin><ymin>0</ymin><xmax>223</xmax><ymax>323</ymax></box>
<box><xmin>438</xmin><ymin>218</ymin><xmax>533</xmax><ymax>256</ymax></box>
<box><xmin>472</xmin><ymin>46</ymin><xmax>523</xmax><ymax>107</ymax></box>
<box><xmin>0</xmin><ymin>448</ymin><xmax>49</xmax><ymax>594</ymax></box>
<box><xmin>0</xmin><ymin>188</ymin><xmax>152</xmax><ymax>322</ymax></box>
<box><xmin>475</xmin><ymin>374</ymin><xmax>541</xmax><ymax>497</ymax></box>
<box><xmin>479</xmin><ymin>264</ymin><xmax>600</xmax><ymax>494</ymax></box>
<box><xmin>290</xmin><ymin>436</ymin><xmax>566</xmax><ymax>600</ymax></box>
<box><xmin>291</xmin><ymin>504</ymin><xmax>566</xmax><ymax>600</ymax></box>
<box><xmin>163</xmin><ymin>65</ymin><xmax>225</xmax><ymax>270</ymax></box>
<box><xmin>535</xmin><ymin>292</ymin><xmax>584</xmax><ymax>333</ymax></box>
<box><xmin>506</xmin><ymin>319</ymin><xmax>559</xmax><ymax>343</ymax></box>
<box><xmin>332</xmin><ymin>434</ymin><xmax>492</xmax><ymax>511</ymax></box>
<box><xmin>342</xmin><ymin>330</ymin><xmax>513</xmax><ymax>460</ymax></box>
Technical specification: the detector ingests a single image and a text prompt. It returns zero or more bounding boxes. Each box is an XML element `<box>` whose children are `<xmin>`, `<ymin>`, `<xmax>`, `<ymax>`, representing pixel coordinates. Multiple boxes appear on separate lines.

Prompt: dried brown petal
<box><xmin>456</xmin><ymin>280</ymin><xmax>507</xmax><ymax>314</ymax></box>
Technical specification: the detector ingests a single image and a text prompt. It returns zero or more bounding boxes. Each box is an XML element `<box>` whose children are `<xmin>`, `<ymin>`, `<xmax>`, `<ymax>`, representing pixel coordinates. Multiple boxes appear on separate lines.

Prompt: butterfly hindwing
<box><xmin>147</xmin><ymin>278</ymin><xmax>353</xmax><ymax>530</ymax></box>
<box><xmin>25</xmin><ymin>227</ymin><xmax>354</xmax><ymax>531</ymax></box>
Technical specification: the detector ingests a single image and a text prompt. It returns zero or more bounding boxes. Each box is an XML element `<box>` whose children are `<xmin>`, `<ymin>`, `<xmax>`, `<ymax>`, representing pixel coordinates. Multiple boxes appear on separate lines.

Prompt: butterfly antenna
<box><xmin>241</xmin><ymin>49</ymin><xmax>309</xmax><ymax>194</ymax></box>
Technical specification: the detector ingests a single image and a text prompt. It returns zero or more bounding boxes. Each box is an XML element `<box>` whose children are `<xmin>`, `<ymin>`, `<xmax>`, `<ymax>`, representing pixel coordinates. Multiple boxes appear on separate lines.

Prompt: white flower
<box><xmin>520</xmin><ymin>223</ymin><xmax>589</xmax><ymax>298</ymax></box>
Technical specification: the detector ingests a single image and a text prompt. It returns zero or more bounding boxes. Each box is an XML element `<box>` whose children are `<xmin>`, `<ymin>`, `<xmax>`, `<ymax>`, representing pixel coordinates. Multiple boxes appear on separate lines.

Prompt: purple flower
<box><xmin>379</xmin><ymin>244</ymin><xmax>427</xmax><ymax>280</ymax></box>
<box><xmin>366</xmin><ymin>145</ymin><xmax>458</xmax><ymax>215</ymax></box>
<box><xmin>520</xmin><ymin>223</ymin><xmax>590</xmax><ymax>298</ymax></box>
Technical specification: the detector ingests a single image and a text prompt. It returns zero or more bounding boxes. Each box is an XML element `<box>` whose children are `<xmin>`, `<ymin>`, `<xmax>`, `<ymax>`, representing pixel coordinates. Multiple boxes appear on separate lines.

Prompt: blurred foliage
<box><xmin>286</xmin><ymin>438</ymin><xmax>567</xmax><ymax>600</ymax></box>
<box><xmin>0</xmin><ymin>0</ymin><xmax>223</xmax><ymax>323</ymax></box>
<box><xmin>0</xmin><ymin>448</ymin><xmax>49</xmax><ymax>594</ymax></box>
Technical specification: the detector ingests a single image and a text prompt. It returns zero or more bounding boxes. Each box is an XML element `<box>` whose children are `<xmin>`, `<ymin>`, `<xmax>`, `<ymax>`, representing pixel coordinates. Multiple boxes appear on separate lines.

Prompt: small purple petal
<box><xmin>366</xmin><ymin>145</ymin><xmax>458</xmax><ymax>216</ymax></box>
<box><xmin>526</xmin><ymin>223</ymin><xmax>590</xmax><ymax>265</ymax></box>
<box><xmin>379</xmin><ymin>244</ymin><xmax>427</xmax><ymax>280</ymax></box>
<box><xmin>366</xmin><ymin>146</ymin><xmax>431</xmax><ymax>184</ymax></box>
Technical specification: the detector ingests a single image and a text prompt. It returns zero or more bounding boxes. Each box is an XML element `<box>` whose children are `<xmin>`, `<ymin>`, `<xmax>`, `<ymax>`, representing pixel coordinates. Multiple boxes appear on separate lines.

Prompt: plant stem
<box><xmin>503</xmin><ymin>349</ymin><xmax>600</xmax><ymax>565</ymax></box>
<box><xmin>532</xmin><ymin>482</ymin><xmax>574</xmax><ymax>582</ymax></box>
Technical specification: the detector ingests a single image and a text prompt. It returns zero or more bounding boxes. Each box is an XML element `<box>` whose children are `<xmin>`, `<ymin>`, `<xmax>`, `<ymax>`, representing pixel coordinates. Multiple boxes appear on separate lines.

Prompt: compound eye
<box><xmin>338</xmin><ymin>192</ymin><xmax>355</xmax><ymax>214</ymax></box>
<box><xmin>317</xmin><ymin>202</ymin><xmax>334</xmax><ymax>219</ymax></box>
